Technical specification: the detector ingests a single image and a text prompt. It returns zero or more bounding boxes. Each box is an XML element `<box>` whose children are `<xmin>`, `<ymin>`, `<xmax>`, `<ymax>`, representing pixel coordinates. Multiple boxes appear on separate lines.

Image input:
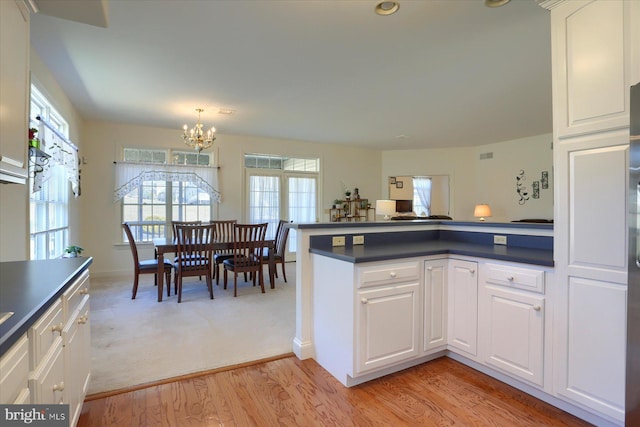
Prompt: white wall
<box><xmin>382</xmin><ymin>134</ymin><xmax>553</xmax><ymax>222</ymax></box>
<box><xmin>0</xmin><ymin>50</ymin><xmax>84</xmax><ymax>261</ymax></box>
<box><xmin>81</xmin><ymin>120</ymin><xmax>382</xmax><ymax>275</ymax></box>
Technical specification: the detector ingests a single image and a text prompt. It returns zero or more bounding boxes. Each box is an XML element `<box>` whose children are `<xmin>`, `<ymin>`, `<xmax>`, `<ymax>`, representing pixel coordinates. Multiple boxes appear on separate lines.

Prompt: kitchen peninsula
<box><xmin>288</xmin><ymin>220</ymin><xmax>602</xmax><ymax>424</ymax></box>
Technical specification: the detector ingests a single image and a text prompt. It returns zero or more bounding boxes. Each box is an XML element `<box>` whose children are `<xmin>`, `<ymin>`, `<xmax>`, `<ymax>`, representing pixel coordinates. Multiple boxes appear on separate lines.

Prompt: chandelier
<box><xmin>182</xmin><ymin>108</ymin><xmax>216</xmax><ymax>152</ymax></box>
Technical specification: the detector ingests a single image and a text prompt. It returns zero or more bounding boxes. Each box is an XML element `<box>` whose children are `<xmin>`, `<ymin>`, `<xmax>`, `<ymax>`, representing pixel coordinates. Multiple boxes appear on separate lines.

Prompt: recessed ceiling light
<box><xmin>375</xmin><ymin>1</ymin><xmax>400</xmax><ymax>16</ymax></box>
<box><xmin>484</xmin><ymin>0</ymin><xmax>511</xmax><ymax>7</ymax></box>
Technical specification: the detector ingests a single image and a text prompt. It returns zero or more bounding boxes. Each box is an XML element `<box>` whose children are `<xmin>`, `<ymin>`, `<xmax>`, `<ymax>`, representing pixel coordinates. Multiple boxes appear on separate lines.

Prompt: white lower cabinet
<box><xmin>64</xmin><ymin>296</ymin><xmax>90</xmax><ymax>426</ymax></box>
<box><xmin>28</xmin><ymin>337</ymin><xmax>65</xmax><ymax>404</ymax></box>
<box><xmin>555</xmin><ymin>276</ymin><xmax>627</xmax><ymax>422</ymax></box>
<box><xmin>423</xmin><ymin>259</ymin><xmax>447</xmax><ymax>352</ymax></box>
<box><xmin>0</xmin><ymin>335</ymin><xmax>30</xmax><ymax>404</ymax></box>
<box><xmin>480</xmin><ymin>262</ymin><xmax>546</xmax><ymax>387</ymax></box>
<box><xmin>356</xmin><ymin>281</ymin><xmax>420</xmax><ymax>374</ymax></box>
<box><xmin>447</xmin><ymin>259</ymin><xmax>478</xmax><ymax>356</ymax></box>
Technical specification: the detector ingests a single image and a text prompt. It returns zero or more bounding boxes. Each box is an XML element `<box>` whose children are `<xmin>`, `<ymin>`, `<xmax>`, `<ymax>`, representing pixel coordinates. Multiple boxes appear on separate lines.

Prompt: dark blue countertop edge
<box><xmin>292</xmin><ymin>220</ymin><xmax>553</xmax><ymax>230</ymax></box>
<box><xmin>0</xmin><ymin>257</ymin><xmax>93</xmax><ymax>355</ymax></box>
<box><xmin>309</xmin><ymin>241</ymin><xmax>554</xmax><ymax>267</ymax></box>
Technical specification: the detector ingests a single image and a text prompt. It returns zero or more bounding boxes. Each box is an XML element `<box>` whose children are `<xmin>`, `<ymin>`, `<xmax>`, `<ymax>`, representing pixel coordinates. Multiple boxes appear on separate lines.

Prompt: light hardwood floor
<box><xmin>78</xmin><ymin>356</ymin><xmax>591</xmax><ymax>426</ymax></box>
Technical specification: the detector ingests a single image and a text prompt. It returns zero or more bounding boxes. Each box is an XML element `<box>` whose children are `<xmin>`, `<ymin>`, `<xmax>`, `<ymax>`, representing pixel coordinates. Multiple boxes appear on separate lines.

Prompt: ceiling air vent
<box><xmin>479</xmin><ymin>152</ymin><xmax>494</xmax><ymax>160</ymax></box>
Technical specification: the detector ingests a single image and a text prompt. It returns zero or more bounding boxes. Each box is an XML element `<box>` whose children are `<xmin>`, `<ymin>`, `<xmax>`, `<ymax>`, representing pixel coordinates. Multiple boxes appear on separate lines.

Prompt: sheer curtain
<box><xmin>114</xmin><ymin>161</ymin><xmax>220</xmax><ymax>203</ymax></box>
<box><xmin>288</xmin><ymin>176</ymin><xmax>316</xmax><ymax>252</ymax></box>
<box><xmin>32</xmin><ymin>119</ymin><xmax>79</xmax><ymax>196</ymax></box>
<box><xmin>413</xmin><ymin>177</ymin><xmax>432</xmax><ymax>216</ymax></box>
<box><xmin>248</xmin><ymin>175</ymin><xmax>280</xmax><ymax>239</ymax></box>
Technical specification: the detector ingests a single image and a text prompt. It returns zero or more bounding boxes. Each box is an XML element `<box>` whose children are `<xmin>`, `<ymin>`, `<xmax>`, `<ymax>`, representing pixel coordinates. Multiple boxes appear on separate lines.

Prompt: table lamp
<box><xmin>474</xmin><ymin>204</ymin><xmax>492</xmax><ymax>221</ymax></box>
<box><xmin>376</xmin><ymin>200</ymin><xmax>396</xmax><ymax>220</ymax></box>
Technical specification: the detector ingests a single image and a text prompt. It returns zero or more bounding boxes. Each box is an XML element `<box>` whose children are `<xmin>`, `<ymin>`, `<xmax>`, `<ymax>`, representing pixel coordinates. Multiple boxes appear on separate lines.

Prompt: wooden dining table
<box><xmin>153</xmin><ymin>238</ymin><xmax>276</xmax><ymax>302</ymax></box>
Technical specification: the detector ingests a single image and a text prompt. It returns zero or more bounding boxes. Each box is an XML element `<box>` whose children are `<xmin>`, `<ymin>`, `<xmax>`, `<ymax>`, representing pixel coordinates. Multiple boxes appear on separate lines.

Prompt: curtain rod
<box><xmin>113</xmin><ymin>161</ymin><xmax>220</xmax><ymax>169</ymax></box>
<box><xmin>36</xmin><ymin>116</ymin><xmax>78</xmax><ymax>152</ymax></box>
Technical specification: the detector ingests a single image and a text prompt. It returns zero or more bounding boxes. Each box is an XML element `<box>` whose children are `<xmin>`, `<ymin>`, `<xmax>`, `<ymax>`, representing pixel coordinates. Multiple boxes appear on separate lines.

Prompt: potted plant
<box><xmin>64</xmin><ymin>245</ymin><xmax>84</xmax><ymax>258</ymax></box>
<box><xmin>333</xmin><ymin>199</ymin><xmax>341</xmax><ymax>209</ymax></box>
<box><xmin>345</xmin><ymin>190</ymin><xmax>351</xmax><ymax>200</ymax></box>
<box><xmin>29</xmin><ymin>127</ymin><xmax>40</xmax><ymax>149</ymax></box>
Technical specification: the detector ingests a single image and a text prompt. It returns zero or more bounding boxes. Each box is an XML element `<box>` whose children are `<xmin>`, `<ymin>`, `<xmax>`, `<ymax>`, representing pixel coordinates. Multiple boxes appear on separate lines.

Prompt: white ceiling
<box><xmin>30</xmin><ymin>0</ymin><xmax>552</xmax><ymax>150</ymax></box>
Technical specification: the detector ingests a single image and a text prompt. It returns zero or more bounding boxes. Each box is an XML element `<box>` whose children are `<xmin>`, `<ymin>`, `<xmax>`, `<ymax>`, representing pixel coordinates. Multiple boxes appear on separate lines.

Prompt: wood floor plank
<box><xmin>78</xmin><ymin>356</ymin><xmax>592</xmax><ymax>427</ymax></box>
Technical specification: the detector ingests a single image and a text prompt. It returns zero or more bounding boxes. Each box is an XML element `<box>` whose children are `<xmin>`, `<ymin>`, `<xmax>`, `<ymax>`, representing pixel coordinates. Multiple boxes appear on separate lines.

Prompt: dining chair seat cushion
<box><xmin>139</xmin><ymin>259</ymin><xmax>172</xmax><ymax>271</ymax></box>
<box><xmin>223</xmin><ymin>257</ymin><xmax>260</xmax><ymax>269</ymax></box>
<box><xmin>214</xmin><ymin>253</ymin><xmax>234</xmax><ymax>262</ymax></box>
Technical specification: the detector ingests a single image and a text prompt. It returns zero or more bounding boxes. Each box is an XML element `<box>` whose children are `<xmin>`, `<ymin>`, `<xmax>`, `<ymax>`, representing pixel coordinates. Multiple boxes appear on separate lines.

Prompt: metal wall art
<box><xmin>516</xmin><ymin>170</ymin><xmax>530</xmax><ymax>205</ymax></box>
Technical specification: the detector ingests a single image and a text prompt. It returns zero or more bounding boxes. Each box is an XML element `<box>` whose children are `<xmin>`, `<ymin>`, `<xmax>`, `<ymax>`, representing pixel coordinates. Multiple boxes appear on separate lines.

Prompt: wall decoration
<box><xmin>516</xmin><ymin>170</ymin><xmax>530</xmax><ymax>205</ymax></box>
<box><xmin>532</xmin><ymin>181</ymin><xmax>540</xmax><ymax>199</ymax></box>
<box><xmin>389</xmin><ymin>176</ymin><xmax>396</xmax><ymax>184</ymax></box>
<box><xmin>541</xmin><ymin>171</ymin><xmax>549</xmax><ymax>189</ymax></box>
<box><xmin>396</xmin><ymin>181</ymin><xmax>403</xmax><ymax>189</ymax></box>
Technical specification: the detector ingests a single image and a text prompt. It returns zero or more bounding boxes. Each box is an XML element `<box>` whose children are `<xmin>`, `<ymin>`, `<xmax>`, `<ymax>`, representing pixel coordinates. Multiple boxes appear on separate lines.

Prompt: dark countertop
<box><xmin>0</xmin><ymin>257</ymin><xmax>93</xmax><ymax>355</ymax></box>
<box><xmin>309</xmin><ymin>240</ymin><xmax>553</xmax><ymax>267</ymax></box>
<box><xmin>293</xmin><ymin>220</ymin><xmax>553</xmax><ymax>230</ymax></box>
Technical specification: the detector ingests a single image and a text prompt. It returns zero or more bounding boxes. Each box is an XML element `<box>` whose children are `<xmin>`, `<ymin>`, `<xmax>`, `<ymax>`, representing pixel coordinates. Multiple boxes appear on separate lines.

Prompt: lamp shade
<box><xmin>376</xmin><ymin>200</ymin><xmax>396</xmax><ymax>220</ymax></box>
<box><xmin>474</xmin><ymin>204</ymin><xmax>492</xmax><ymax>221</ymax></box>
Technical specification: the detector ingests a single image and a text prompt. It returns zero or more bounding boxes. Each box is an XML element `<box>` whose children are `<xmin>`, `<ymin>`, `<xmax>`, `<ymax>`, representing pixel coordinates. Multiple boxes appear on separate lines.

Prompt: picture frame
<box><xmin>396</xmin><ymin>181</ymin><xmax>403</xmax><ymax>189</ymax></box>
<box><xmin>389</xmin><ymin>177</ymin><xmax>396</xmax><ymax>184</ymax></box>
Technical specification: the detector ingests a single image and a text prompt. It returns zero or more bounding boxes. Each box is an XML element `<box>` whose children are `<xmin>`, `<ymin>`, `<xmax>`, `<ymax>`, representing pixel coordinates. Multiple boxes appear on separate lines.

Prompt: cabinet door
<box><xmin>0</xmin><ymin>335</ymin><xmax>30</xmax><ymax>404</ymax></box>
<box><xmin>484</xmin><ymin>286</ymin><xmax>544</xmax><ymax>386</ymax></box>
<box><xmin>0</xmin><ymin>0</ymin><xmax>29</xmax><ymax>182</ymax></box>
<box><xmin>551</xmin><ymin>0</ymin><xmax>632</xmax><ymax>138</ymax></box>
<box><xmin>424</xmin><ymin>259</ymin><xmax>447</xmax><ymax>352</ymax></box>
<box><xmin>64</xmin><ymin>296</ymin><xmax>90</xmax><ymax>427</ymax></box>
<box><xmin>556</xmin><ymin>277</ymin><xmax>626</xmax><ymax>422</ymax></box>
<box><xmin>448</xmin><ymin>260</ymin><xmax>478</xmax><ymax>356</ymax></box>
<box><xmin>356</xmin><ymin>282</ymin><xmax>420</xmax><ymax>374</ymax></box>
<box><xmin>29</xmin><ymin>338</ymin><xmax>65</xmax><ymax>404</ymax></box>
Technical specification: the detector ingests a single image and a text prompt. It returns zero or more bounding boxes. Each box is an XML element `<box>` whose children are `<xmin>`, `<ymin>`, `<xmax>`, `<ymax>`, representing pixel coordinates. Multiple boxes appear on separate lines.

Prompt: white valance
<box><xmin>113</xmin><ymin>161</ymin><xmax>221</xmax><ymax>203</ymax></box>
<box><xmin>32</xmin><ymin>118</ymin><xmax>80</xmax><ymax>196</ymax></box>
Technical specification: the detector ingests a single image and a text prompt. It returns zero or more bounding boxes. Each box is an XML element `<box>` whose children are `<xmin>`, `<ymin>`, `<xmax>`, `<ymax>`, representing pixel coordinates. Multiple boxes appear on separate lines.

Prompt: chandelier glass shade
<box><xmin>183</xmin><ymin>108</ymin><xmax>216</xmax><ymax>152</ymax></box>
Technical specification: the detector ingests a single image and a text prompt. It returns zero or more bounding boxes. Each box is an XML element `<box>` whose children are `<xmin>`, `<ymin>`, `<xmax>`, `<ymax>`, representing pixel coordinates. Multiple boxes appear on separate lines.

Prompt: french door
<box><xmin>246</xmin><ymin>170</ymin><xmax>318</xmax><ymax>260</ymax></box>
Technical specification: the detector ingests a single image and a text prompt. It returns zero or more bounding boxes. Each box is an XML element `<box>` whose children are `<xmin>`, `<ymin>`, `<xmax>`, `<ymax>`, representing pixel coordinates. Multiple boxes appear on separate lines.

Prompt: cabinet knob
<box><xmin>79</xmin><ymin>288</ymin><xmax>89</xmax><ymax>295</ymax></box>
<box><xmin>51</xmin><ymin>322</ymin><xmax>64</xmax><ymax>333</ymax></box>
<box><xmin>469</xmin><ymin>269</ymin><xmax>475</xmax><ymax>274</ymax></box>
<box><xmin>78</xmin><ymin>314</ymin><xmax>88</xmax><ymax>325</ymax></box>
<box><xmin>533</xmin><ymin>305</ymin><xmax>541</xmax><ymax>311</ymax></box>
<box><xmin>53</xmin><ymin>381</ymin><xmax>65</xmax><ymax>392</ymax></box>
<box><xmin>361</xmin><ymin>298</ymin><xmax>368</xmax><ymax>304</ymax></box>
<box><xmin>427</xmin><ymin>266</ymin><xmax>433</xmax><ymax>271</ymax></box>
<box><xmin>389</xmin><ymin>272</ymin><xmax>397</xmax><ymax>278</ymax></box>
<box><xmin>507</xmin><ymin>276</ymin><xmax>515</xmax><ymax>281</ymax></box>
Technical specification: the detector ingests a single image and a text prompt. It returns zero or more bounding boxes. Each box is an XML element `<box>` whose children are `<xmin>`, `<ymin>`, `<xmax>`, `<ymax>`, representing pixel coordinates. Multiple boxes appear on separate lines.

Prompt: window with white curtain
<box><xmin>29</xmin><ymin>85</ymin><xmax>70</xmax><ymax>260</ymax></box>
<box><xmin>413</xmin><ymin>176</ymin><xmax>432</xmax><ymax>216</ymax></box>
<box><xmin>120</xmin><ymin>148</ymin><xmax>216</xmax><ymax>242</ymax></box>
<box><xmin>245</xmin><ymin>154</ymin><xmax>319</xmax><ymax>252</ymax></box>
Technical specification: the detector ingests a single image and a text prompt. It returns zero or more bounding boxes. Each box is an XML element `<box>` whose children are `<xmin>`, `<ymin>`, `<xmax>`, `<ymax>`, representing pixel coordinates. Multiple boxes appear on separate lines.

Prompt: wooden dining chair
<box><xmin>173</xmin><ymin>223</ymin><xmax>215</xmax><ymax>303</ymax></box>
<box><xmin>210</xmin><ymin>219</ymin><xmax>237</xmax><ymax>285</ymax></box>
<box><xmin>171</xmin><ymin>220</ymin><xmax>203</xmax><ymax>293</ymax></box>
<box><xmin>223</xmin><ymin>223</ymin><xmax>268</xmax><ymax>297</ymax></box>
<box><xmin>262</xmin><ymin>219</ymin><xmax>289</xmax><ymax>283</ymax></box>
<box><xmin>123</xmin><ymin>222</ymin><xmax>173</xmax><ymax>299</ymax></box>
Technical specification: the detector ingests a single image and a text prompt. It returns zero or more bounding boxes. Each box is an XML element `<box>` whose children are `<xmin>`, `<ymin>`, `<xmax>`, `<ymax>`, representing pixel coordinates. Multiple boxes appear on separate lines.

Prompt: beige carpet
<box><xmin>88</xmin><ymin>264</ymin><xmax>296</xmax><ymax>394</ymax></box>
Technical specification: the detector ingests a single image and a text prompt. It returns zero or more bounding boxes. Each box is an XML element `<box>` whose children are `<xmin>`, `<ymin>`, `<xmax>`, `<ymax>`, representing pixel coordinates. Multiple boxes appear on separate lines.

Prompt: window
<box><xmin>121</xmin><ymin>149</ymin><xmax>215</xmax><ymax>242</ymax></box>
<box><xmin>413</xmin><ymin>176</ymin><xmax>432</xmax><ymax>216</ymax></box>
<box><xmin>29</xmin><ymin>86</ymin><xmax>70</xmax><ymax>260</ymax></box>
<box><xmin>245</xmin><ymin>154</ymin><xmax>319</xmax><ymax>252</ymax></box>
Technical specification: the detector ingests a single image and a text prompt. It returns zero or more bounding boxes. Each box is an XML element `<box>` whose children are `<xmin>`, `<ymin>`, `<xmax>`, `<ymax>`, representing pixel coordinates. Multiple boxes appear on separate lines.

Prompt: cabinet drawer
<box><xmin>28</xmin><ymin>298</ymin><xmax>63</xmax><ymax>369</ymax></box>
<box><xmin>63</xmin><ymin>270</ymin><xmax>90</xmax><ymax>319</ymax></box>
<box><xmin>29</xmin><ymin>337</ymin><xmax>65</xmax><ymax>404</ymax></box>
<box><xmin>0</xmin><ymin>335</ymin><xmax>29</xmax><ymax>404</ymax></box>
<box><xmin>485</xmin><ymin>263</ymin><xmax>545</xmax><ymax>293</ymax></box>
<box><xmin>358</xmin><ymin>261</ymin><xmax>420</xmax><ymax>288</ymax></box>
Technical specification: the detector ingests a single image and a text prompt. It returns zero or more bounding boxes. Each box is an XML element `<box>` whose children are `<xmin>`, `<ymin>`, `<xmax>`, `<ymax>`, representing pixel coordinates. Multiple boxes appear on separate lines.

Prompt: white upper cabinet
<box><xmin>550</xmin><ymin>0</ymin><xmax>633</xmax><ymax>138</ymax></box>
<box><xmin>0</xmin><ymin>0</ymin><xmax>30</xmax><ymax>184</ymax></box>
